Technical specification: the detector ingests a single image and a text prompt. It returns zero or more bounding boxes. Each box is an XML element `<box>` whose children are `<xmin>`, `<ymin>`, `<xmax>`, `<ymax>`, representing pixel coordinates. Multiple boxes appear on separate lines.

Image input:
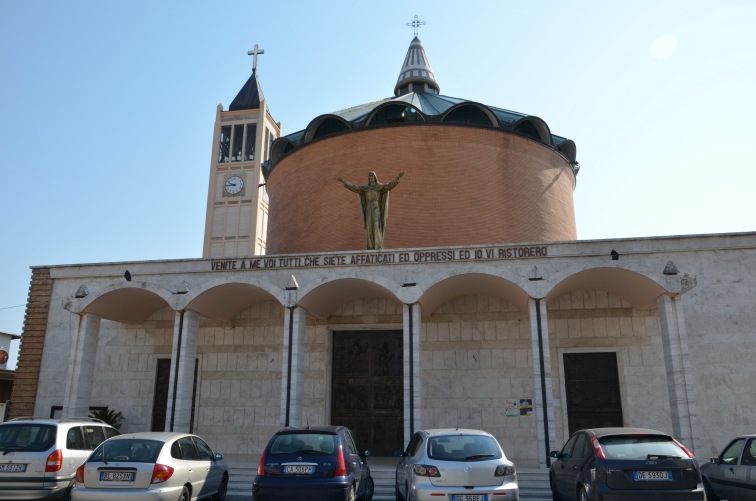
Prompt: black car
<box><xmin>253</xmin><ymin>425</ymin><xmax>374</xmax><ymax>501</ymax></box>
<box><xmin>549</xmin><ymin>427</ymin><xmax>704</xmax><ymax>501</ymax></box>
<box><xmin>700</xmin><ymin>434</ymin><xmax>756</xmax><ymax>501</ymax></box>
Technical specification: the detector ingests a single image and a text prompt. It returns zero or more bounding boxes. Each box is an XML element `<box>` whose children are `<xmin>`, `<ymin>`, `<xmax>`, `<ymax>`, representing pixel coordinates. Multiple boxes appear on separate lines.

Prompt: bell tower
<box><xmin>202</xmin><ymin>44</ymin><xmax>281</xmax><ymax>258</ymax></box>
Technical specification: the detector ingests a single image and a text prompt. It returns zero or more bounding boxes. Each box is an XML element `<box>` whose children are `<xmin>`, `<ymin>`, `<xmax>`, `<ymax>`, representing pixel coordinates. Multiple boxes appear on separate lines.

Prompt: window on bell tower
<box><xmin>245</xmin><ymin>124</ymin><xmax>257</xmax><ymax>161</ymax></box>
<box><xmin>218</xmin><ymin>123</ymin><xmax>258</xmax><ymax>163</ymax></box>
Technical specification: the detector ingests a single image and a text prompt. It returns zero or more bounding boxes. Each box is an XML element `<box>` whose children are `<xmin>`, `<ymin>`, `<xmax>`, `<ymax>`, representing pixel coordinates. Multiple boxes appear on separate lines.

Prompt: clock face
<box><xmin>224</xmin><ymin>175</ymin><xmax>245</xmax><ymax>195</ymax></box>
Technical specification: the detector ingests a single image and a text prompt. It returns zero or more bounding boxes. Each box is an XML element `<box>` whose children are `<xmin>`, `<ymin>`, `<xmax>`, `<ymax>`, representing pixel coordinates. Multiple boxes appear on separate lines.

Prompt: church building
<box><xmin>12</xmin><ymin>34</ymin><xmax>756</xmax><ymax>468</ymax></box>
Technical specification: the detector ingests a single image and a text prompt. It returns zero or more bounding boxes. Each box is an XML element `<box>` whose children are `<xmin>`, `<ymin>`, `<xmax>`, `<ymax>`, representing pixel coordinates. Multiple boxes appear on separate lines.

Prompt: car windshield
<box><xmin>269</xmin><ymin>433</ymin><xmax>338</xmax><ymax>455</ymax></box>
<box><xmin>427</xmin><ymin>434</ymin><xmax>502</xmax><ymax>461</ymax></box>
<box><xmin>0</xmin><ymin>424</ymin><xmax>56</xmax><ymax>452</ymax></box>
<box><xmin>90</xmin><ymin>439</ymin><xmax>163</xmax><ymax>463</ymax></box>
<box><xmin>600</xmin><ymin>435</ymin><xmax>686</xmax><ymax>460</ymax></box>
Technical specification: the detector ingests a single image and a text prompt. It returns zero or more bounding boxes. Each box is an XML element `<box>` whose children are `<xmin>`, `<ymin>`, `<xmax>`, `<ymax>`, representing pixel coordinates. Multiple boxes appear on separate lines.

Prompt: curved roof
<box><xmin>265</xmin><ymin>37</ymin><xmax>578</xmax><ymax>177</ymax></box>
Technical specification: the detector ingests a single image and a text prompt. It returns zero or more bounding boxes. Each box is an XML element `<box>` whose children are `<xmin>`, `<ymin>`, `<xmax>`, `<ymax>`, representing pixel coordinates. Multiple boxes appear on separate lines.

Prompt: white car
<box><xmin>0</xmin><ymin>416</ymin><xmax>120</xmax><ymax>501</ymax></box>
<box><xmin>71</xmin><ymin>431</ymin><xmax>228</xmax><ymax>501</ymax></box>
<box><xmin>395</xmin><ymin>428</ymin><xmax>518</xmax><ymax>501</ymax></box>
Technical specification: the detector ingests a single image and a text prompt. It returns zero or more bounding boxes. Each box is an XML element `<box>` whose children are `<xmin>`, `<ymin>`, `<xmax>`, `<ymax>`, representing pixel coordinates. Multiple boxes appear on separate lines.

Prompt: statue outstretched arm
<box><xmin>384</xmin><ymin>171</ymin><xmax>405</xmax><ymax>190</ymax></box>
<box><xmin>337</xmin><ymin>177</ymin><xmax>363</xmax><ymax>193</ymax></box>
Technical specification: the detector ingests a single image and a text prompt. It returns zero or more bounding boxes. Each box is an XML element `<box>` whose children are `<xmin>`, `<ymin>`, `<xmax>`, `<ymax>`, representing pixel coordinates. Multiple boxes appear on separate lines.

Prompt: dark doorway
<box><xmin>563</xmin><ymin>352</ymin><xmax>623</xmax><ymax>435</ymax></box>
<box><xmin>331</xmin><ymin>330</ymin><xmax>403</xmax><ymax>456</ymax></box>
<box><xmin>151</xmin><ymin>358</ymin><xmax>198</xmax><ymax>432</ymax></box>
<box><xmin>151</xmin><ymin>359</ymin><xmax>171</xmax><ymax>431</ymax></box>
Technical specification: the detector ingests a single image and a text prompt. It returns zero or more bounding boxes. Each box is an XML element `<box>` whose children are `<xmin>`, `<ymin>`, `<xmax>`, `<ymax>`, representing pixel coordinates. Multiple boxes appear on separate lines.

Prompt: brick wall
<box><xmin>9</xmin><ymin>267</ymin><xmax>51</xmax><ymax>418</ymax></box>
<box><xmin>266</xmin><ymin>125</ymin><xmax>577</xmax><ymax>254</ymax></box>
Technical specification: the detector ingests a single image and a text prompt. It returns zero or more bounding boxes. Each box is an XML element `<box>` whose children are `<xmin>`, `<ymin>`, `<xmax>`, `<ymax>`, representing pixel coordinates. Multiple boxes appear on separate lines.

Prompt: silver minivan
<box><xmin>0</xmin><ymin>416</ymin><xmax>120</xmax><ymax>500</ymax></box>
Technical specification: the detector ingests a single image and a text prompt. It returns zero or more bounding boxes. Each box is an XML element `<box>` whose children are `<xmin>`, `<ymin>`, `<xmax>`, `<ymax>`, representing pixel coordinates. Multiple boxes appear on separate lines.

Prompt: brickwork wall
<box><xmin>10</xmin><ymin>267</ymin><xmax>51</xmax><ymax>418</ymax></box>
<box><xmin>266</xmin><ymin>125</ymin><xmax>577</xmax><ymax>254</ymax></box>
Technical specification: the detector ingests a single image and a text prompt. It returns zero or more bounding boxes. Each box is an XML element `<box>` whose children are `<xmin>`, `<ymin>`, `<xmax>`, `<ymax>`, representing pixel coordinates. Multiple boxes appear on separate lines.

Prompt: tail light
<box><xmin>591</xmin><ymin>437</ymin><xmax>606</xmax><ymax>460</ymax></box>
<box><xmin>334</xmin><ymin>446</ymin><xmax>347</xmax><ymax>477</ymax></box>
<box><xmin>75</xmin><ymin>464</ymin><xmax>85</xmax><ymax>483</ymax></box>
<box><xmin>46</xmin><ymin>449</ymin><xmax>62</xmax><ymax>472</ymax></box>
<box><xmin>257</xmin><ymin>451</ymin><xmax>267</xmax><ymax>476</ymax></box>
<box><xmin>495</xmin><ymin>464</ymin><xmax>515</xmax><ymax>476</ymax></box>
<box><xmin>673</xmin><ymin>438</ymin><xmax>695</xmax><ymax>459</ymax></box>
<box><xmin>412</xmin><ymin>464</ymin><xmax>441</xmax><ymax>477</ymax></box>
<box><xmin>151</xmin><ymin>464</ymin><xmax>174</xmax><ymax>484</ymax></box>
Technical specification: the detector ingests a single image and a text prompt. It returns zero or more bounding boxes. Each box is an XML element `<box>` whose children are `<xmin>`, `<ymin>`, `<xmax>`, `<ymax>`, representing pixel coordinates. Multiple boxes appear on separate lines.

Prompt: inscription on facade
<box><xmin>210</xmin><ymin>245</ymin><xmax>548</xmax><ymax>271</ymax></box>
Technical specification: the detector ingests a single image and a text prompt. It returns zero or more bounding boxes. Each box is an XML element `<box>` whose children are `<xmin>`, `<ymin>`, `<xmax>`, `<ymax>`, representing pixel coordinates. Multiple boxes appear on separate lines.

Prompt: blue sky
<box><xmin>2</xmin><ymin>1</ymin><xmax>755</xmax><ymax>368</ymax></box>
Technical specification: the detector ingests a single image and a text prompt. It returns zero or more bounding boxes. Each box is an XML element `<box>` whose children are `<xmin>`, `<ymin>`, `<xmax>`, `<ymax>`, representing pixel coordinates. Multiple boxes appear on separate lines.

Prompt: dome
<box><xmin>263</xmin><ymin>38</ymin><xmax>579</xmax><ymax>255</ymax></box>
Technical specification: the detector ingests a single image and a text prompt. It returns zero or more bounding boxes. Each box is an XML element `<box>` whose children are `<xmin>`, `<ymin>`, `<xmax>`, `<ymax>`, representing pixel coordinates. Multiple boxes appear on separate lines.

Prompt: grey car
<box><xmin>71</xmin><ymin>431</ymin><xmax>228</xmax><ymax>501</ymax></box>
<box><xmin>701</xmin><ymin>434</ymin><xmax>756</xmax><ymax>501</ymax></box>
<box><xmin>0</xmin><ymin>416</ymin><xmax>120</xmax><ymax>501</ymax></box>
<box><xmin>395</xmin><ymin>428</ymin><xmax>518</xmax><ymax>501</ymax></box>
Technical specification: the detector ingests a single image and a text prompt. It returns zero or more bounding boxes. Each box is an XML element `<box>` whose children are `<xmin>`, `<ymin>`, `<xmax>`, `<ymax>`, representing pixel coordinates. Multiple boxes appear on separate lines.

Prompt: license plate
<box><xmin>453</xmin><ymin>495</ymin><xmax>486</xmax><ymax>501</ymax></box>
<box><xmin>634</xmin><ymin>470</ymin><xmax>672</xmax><ymax>481</ymax></box>
<box><xmin>100</xmin><ymin>471</ymin><xmax>135</xmax><ymax>481</ymax></box>
<box><xmin>0</xmin><ymin>463</ymin><xmax>26</xmax><ymax>473</ymax></box>
<box><xmin>284</xmin><ymin>465</ymin><xmax>315</xmax><ymax>474</ymax></box>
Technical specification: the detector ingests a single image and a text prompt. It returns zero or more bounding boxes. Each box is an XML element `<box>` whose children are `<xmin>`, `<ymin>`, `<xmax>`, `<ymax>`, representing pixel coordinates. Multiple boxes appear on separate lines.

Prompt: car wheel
<box><xmin>178</xmin><ymin>486</ymin><xmax>189</xmax><ymax>501</ymax></box>
<box><xmin>61</xmin><ymin>485</ymin><xmax>72</xmax><ymax>501</ymax></box>
<box><xmin>361</xmin><ymin>475</ymin><xmax>374</xmax><ymax>501</ymax></box>
<box><xmin>395</xmin><ymin>485</ymin><xmax>404</xmax><ymax>501</ymax></box>
<box><xmin>578</xmin><ymin>485</ymin><xmax>589</xmax><ymax>501</ymax></box>
<box><xmin>703</xmin><ymin>478</ymin><xmax>720</xmax><ymax>501</ymax></box>
<box><xmin>212</xmin><ymin>474</ymin><xmax>228</xmax><ymax>501</ymax></box>
<box><xmin>550</xmin><ymin>474</ymin><xmax>561</xmax><ymax>501</ymax></box>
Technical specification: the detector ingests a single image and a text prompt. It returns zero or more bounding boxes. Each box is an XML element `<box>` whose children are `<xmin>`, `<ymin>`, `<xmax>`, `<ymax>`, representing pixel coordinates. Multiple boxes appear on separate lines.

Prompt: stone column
<box><xmin>62</xmin><ymin>313</ymin><xmax>101</xmax><ymax>417</ymax></box>
<box><xmin>403</xmin><ymin>303</ymin><xmax>423</xmax><ymax>444</ymax></box>
<box><xmin>657</xmin><ymin>294</ymin><xmax>696</xmax><ymax>446</ymax></box>
<box><xmin>528</xmin><ymin>298</ymin><xmax>557</xmax><ymax>468</ymax></box>
<box><xmin>280</xmin><ymin>306</ymin><xmax>306</xmax><ymax>426</ymax></box>
<box><xmin>165</xmin><ymin>310</ymin><xmax>199</xmax><ymax>432</ymax></box>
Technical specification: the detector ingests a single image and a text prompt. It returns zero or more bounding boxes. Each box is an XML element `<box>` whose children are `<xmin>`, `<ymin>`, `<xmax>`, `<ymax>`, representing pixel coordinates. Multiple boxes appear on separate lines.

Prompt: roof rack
<box><xmin>7</xmin><ymin>416</ymin><xmax>107</xmax><ymax>424</ymax></box>
<box><xmin>8</xmin><ymin>416</ymin><xmax>56</xmax><ymax>421</ymax></box>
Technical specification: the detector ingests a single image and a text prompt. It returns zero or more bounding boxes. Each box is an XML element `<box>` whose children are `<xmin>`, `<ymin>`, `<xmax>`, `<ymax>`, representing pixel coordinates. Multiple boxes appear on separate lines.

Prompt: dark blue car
<box><xmin>253</xmin><ymin>425</ymin><xmax>374</xmax><ymax>501</ymax></box>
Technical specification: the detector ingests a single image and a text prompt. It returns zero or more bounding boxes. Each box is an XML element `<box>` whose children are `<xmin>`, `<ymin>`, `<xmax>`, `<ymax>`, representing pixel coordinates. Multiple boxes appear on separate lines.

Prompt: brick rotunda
<box><xmin>264</xmin><ymin>37</ymin><xmax>580</xmax><ymax>254</ymax></box>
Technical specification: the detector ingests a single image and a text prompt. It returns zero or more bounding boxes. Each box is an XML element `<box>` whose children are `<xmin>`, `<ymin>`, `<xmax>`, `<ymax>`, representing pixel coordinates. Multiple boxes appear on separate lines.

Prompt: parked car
<box><xmin>549</xmin><ymin>427</ymin><xmax>704</xmax><ymax>501</ymax></box>
<box><xmin>395</xmin><ymin>428</ymin><xmax>518</xmax><ymax>501</ymax></box>
<box><xmin>0</xmin><ymin>416</ymin><xmax>120</xmax><ymax>500</ymax></box>
<box><xmin>253</xmin><ymin>425</ymin><xmax>374</xmax><ymax>501</ymax></box>
<box><xmin>71</xmin><ymin>431</ymin><xmax>228</xmax><ymax>501</ymax></box>
<box><xmin>701</xmin><ymin>434</ymin><xmax>756</xmax><ymax>501</ymax></box>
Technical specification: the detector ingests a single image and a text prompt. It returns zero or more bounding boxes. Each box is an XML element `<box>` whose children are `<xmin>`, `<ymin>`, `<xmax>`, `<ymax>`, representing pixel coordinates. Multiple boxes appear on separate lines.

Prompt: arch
<box><xmin>366</xmin><ymin>103</ymin><xmax>425</xmax><ymax>126</ymax></box>
<box><xmin>270</xmin><ymin>138</ymin><xmax>298</xmax><ymax>166</ymax></box>
<box><xmin>185</xmin><ymin>279</ymin><xmax>282</xmax><ymax>322</ymax></box>
<box><xmin>77</xmin><ymin>282</ymin><xmax>172</xmax><ymax>324</ymax></box>
<box><xmin>441</xmin><ymin>103</ymin><xmax>498</xmax><ymax>128</ymax></box>
<box><xmin>513</xmin><ymin>116</ymin><xmax>551</xmax><ymax>145</ymax></box>
<box><xmin>304</xmin><ymin>115</ymin><xmax>351</xmax><ymax>143</ymax></box>
<box><xmin>553</xmin><ymin>137</ymin><xmax>577</xmax><ymax>164</ymax></box>
<box><xmin>419</xmin><ymin>272</ymin><xmax>530</xmax><ymax>316</ymax></box>
<box><xmin>545</xmin><ymin>267</ymin><xmax>667</xmax><ymax>310</ymax></box>
<box><xmin>298</xmin><ymin>275</ymin><xmax>402</xmax><ymax>319</ymax></box>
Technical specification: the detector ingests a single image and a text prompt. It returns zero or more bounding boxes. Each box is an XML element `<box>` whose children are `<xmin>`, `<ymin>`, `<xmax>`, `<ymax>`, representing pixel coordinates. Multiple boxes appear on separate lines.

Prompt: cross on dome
<box><xmin>406</xmin><ymin>15</ymin><xmax>426</xmax><ymax>37</ymax></box>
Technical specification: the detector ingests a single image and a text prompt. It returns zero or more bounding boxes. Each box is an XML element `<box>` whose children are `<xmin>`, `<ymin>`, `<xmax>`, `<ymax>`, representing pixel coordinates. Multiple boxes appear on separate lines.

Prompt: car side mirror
<box><xmin>709</xmin><ymin>457</ymin><xmax>719</xmax><ymax>464</ymax></box>
<box><xmin>550</xmin><ymin>450</ymin><xmax>561</xmax><ymax>459</ymax></box>
<box><xmin>361</xmin><ymin>450</ymin><xmax>372</xmax><ymax>458</ymax></box>
<box><xmin>215</xmin><ymin>453</ymin><xmax>224</xmax><ymax>461</ymax></box>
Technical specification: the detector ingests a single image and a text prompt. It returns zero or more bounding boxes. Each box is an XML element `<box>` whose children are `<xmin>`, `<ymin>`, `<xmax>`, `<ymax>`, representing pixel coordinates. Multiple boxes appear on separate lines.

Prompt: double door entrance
<box><xmin>331</xmin><ymin>330</ymin><xmax>404</xmax><ymax>456</ymax></box>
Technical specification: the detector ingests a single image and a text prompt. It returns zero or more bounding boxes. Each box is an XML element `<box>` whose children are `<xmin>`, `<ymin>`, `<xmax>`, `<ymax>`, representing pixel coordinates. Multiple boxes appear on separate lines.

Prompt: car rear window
<box><xmin>0</xmin><ymin>424</ymin><xmax>56</xmax><ymax>452</ymax></box>
<box><xmin>270</xmin><ymin>433</ymin><xmax>338</xmax><ymax>455</ymax></box>
<box><xmin>427</xmin><ymin>434</ymin><xmax>502</xmax><ymax>461</ymax></box>
<box><xmin>600</xmin><ymin>435</ymin><xmax>687</xmax><ymax>460</ymax></box>
<box><xmin>90</xmin><ymin>439</ymin><xmax>162</xmax><ymax>463</ymax></box>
